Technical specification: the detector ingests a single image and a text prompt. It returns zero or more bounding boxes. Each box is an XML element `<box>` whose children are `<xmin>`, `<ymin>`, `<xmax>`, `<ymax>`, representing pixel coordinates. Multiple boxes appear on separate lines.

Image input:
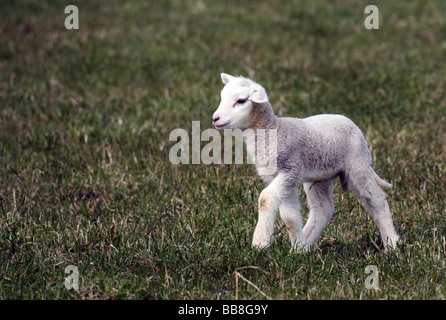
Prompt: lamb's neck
<box><xmin>249</xmin><ymin>102</ymin><xmax>279</xmax><ymax>130</ymax></box>
<box><xmin>242</xmin><ymin>102</ymin><xmax>279</xmax><ymax>180</ymax></box>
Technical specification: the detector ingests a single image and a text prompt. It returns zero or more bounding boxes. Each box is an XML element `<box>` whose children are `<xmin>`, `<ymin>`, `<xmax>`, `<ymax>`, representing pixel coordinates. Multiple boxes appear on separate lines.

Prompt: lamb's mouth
<box><xmin>214</xmin><ymin>122</ymin><xmax>230</xmax><ymax>129</ymax></box>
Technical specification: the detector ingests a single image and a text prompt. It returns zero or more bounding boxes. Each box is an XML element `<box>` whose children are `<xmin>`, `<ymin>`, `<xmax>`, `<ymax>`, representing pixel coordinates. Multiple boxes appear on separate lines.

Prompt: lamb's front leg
<box><xmin>252</xmin><ymin>175</ymin><xmax>299</xmax><ymax>248</ymax></box>
<box><xmin>252</xmin><ymin>187</ymin><xmax>278</xmax><ymax>248</ymax></box>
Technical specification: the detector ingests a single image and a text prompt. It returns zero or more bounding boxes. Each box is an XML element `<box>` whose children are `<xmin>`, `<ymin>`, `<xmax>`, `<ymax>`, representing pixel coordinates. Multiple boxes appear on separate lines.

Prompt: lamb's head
<box><xmin>213</xmin><ymin>73</ymin><xmax>269</xmax><ymax>130</ymax></box>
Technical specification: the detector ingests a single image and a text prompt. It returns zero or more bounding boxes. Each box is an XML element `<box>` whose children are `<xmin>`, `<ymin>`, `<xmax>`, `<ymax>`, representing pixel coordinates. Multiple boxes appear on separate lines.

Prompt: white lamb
<box><xmin>212</xmin><ymin>73</ymin><xmax>400</xmax><ymax>252</ymax></box>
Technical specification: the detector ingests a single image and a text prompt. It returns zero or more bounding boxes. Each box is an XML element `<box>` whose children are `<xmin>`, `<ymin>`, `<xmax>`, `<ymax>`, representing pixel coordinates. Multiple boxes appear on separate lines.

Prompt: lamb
<box><xmin>212</xmin><ymin>73</ymin><xmax>400</xmax><ymax>252</ymax></box>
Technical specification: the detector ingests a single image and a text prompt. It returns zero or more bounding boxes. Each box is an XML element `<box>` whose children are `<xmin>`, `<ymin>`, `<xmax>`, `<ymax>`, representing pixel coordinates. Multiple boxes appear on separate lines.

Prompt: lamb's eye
<box><xmin>237</xmin><ymin>99</ymin><xmax>247</xmax><ymax>104</ymax></box>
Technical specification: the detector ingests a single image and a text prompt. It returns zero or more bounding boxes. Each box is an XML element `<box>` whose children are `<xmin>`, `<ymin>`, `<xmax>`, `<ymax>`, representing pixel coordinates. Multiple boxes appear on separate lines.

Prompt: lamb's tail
<box><xmin>374</xmin><ymin>172</ymin><xmax>393</xmax><ymax>190</ymax></box>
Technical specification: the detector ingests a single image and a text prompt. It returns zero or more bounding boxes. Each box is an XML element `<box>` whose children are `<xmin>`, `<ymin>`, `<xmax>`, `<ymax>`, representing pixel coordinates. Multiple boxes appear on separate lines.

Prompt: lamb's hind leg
<box><xmin>302</xmin><ymin>180</ymin><xmax>335</xmax><ymax>251</ymax></box>
<box><xmin>347</xmin><ymin>168</ymin><xmax>400</xmax><ymax>251</ymax></box>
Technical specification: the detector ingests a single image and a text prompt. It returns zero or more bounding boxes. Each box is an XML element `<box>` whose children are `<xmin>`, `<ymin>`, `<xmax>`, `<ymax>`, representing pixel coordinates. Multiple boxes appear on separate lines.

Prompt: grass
<box><xmin>0</xmin><ymin>0</ymin><xmax>445</xmax><ymax>299</ymax></box>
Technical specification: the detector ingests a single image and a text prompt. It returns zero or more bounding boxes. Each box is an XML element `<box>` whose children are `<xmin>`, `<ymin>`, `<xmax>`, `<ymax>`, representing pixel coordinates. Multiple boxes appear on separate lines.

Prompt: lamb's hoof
<box><xmin>252</xmin><ymin>239</ymin><xmax>271</xmax><ymax>250</ymax></box>
<box><xmin>383</xmin><ymin>236</ymin><xmax>401</xmax><ymax>253</ymax></box>
<box><xmin>289</xmin><ymin>242</ymin><xmax>310</xmax><ymax>254</ymax></box>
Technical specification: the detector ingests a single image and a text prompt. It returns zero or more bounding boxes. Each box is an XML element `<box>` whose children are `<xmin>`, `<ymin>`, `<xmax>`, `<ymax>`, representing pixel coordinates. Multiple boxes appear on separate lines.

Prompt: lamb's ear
<box><xmin>221</xmin><ymin>73</ymin><xmax>236</xmax><ymax>84</ymax></box>
<box><xmin>249</xmin><ymin>83</ymin><xmax>269</xmax><ymax>104</ymax></box>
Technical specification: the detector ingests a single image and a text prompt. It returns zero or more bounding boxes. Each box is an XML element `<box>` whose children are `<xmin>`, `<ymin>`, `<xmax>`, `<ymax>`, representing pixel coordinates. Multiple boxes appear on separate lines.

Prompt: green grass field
<box><xmin>0</xmin><ymin>0</ymin><xmax>445</xmax><ymax>299</ymax></box>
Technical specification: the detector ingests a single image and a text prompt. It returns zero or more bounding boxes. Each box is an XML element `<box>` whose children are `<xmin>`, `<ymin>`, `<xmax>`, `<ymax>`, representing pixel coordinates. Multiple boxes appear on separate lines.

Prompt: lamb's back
<box><xmin>276</xmin><ymin>114</ymin><xmax>368</xmax><ymax>177</ymax></box>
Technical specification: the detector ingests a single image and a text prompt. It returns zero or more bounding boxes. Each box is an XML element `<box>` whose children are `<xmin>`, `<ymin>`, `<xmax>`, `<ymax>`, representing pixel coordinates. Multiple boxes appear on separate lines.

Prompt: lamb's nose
<box><xmin>213</xmin><ymin>115</ymin><xmax>220</xmax><ymax>123</ymax></box>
